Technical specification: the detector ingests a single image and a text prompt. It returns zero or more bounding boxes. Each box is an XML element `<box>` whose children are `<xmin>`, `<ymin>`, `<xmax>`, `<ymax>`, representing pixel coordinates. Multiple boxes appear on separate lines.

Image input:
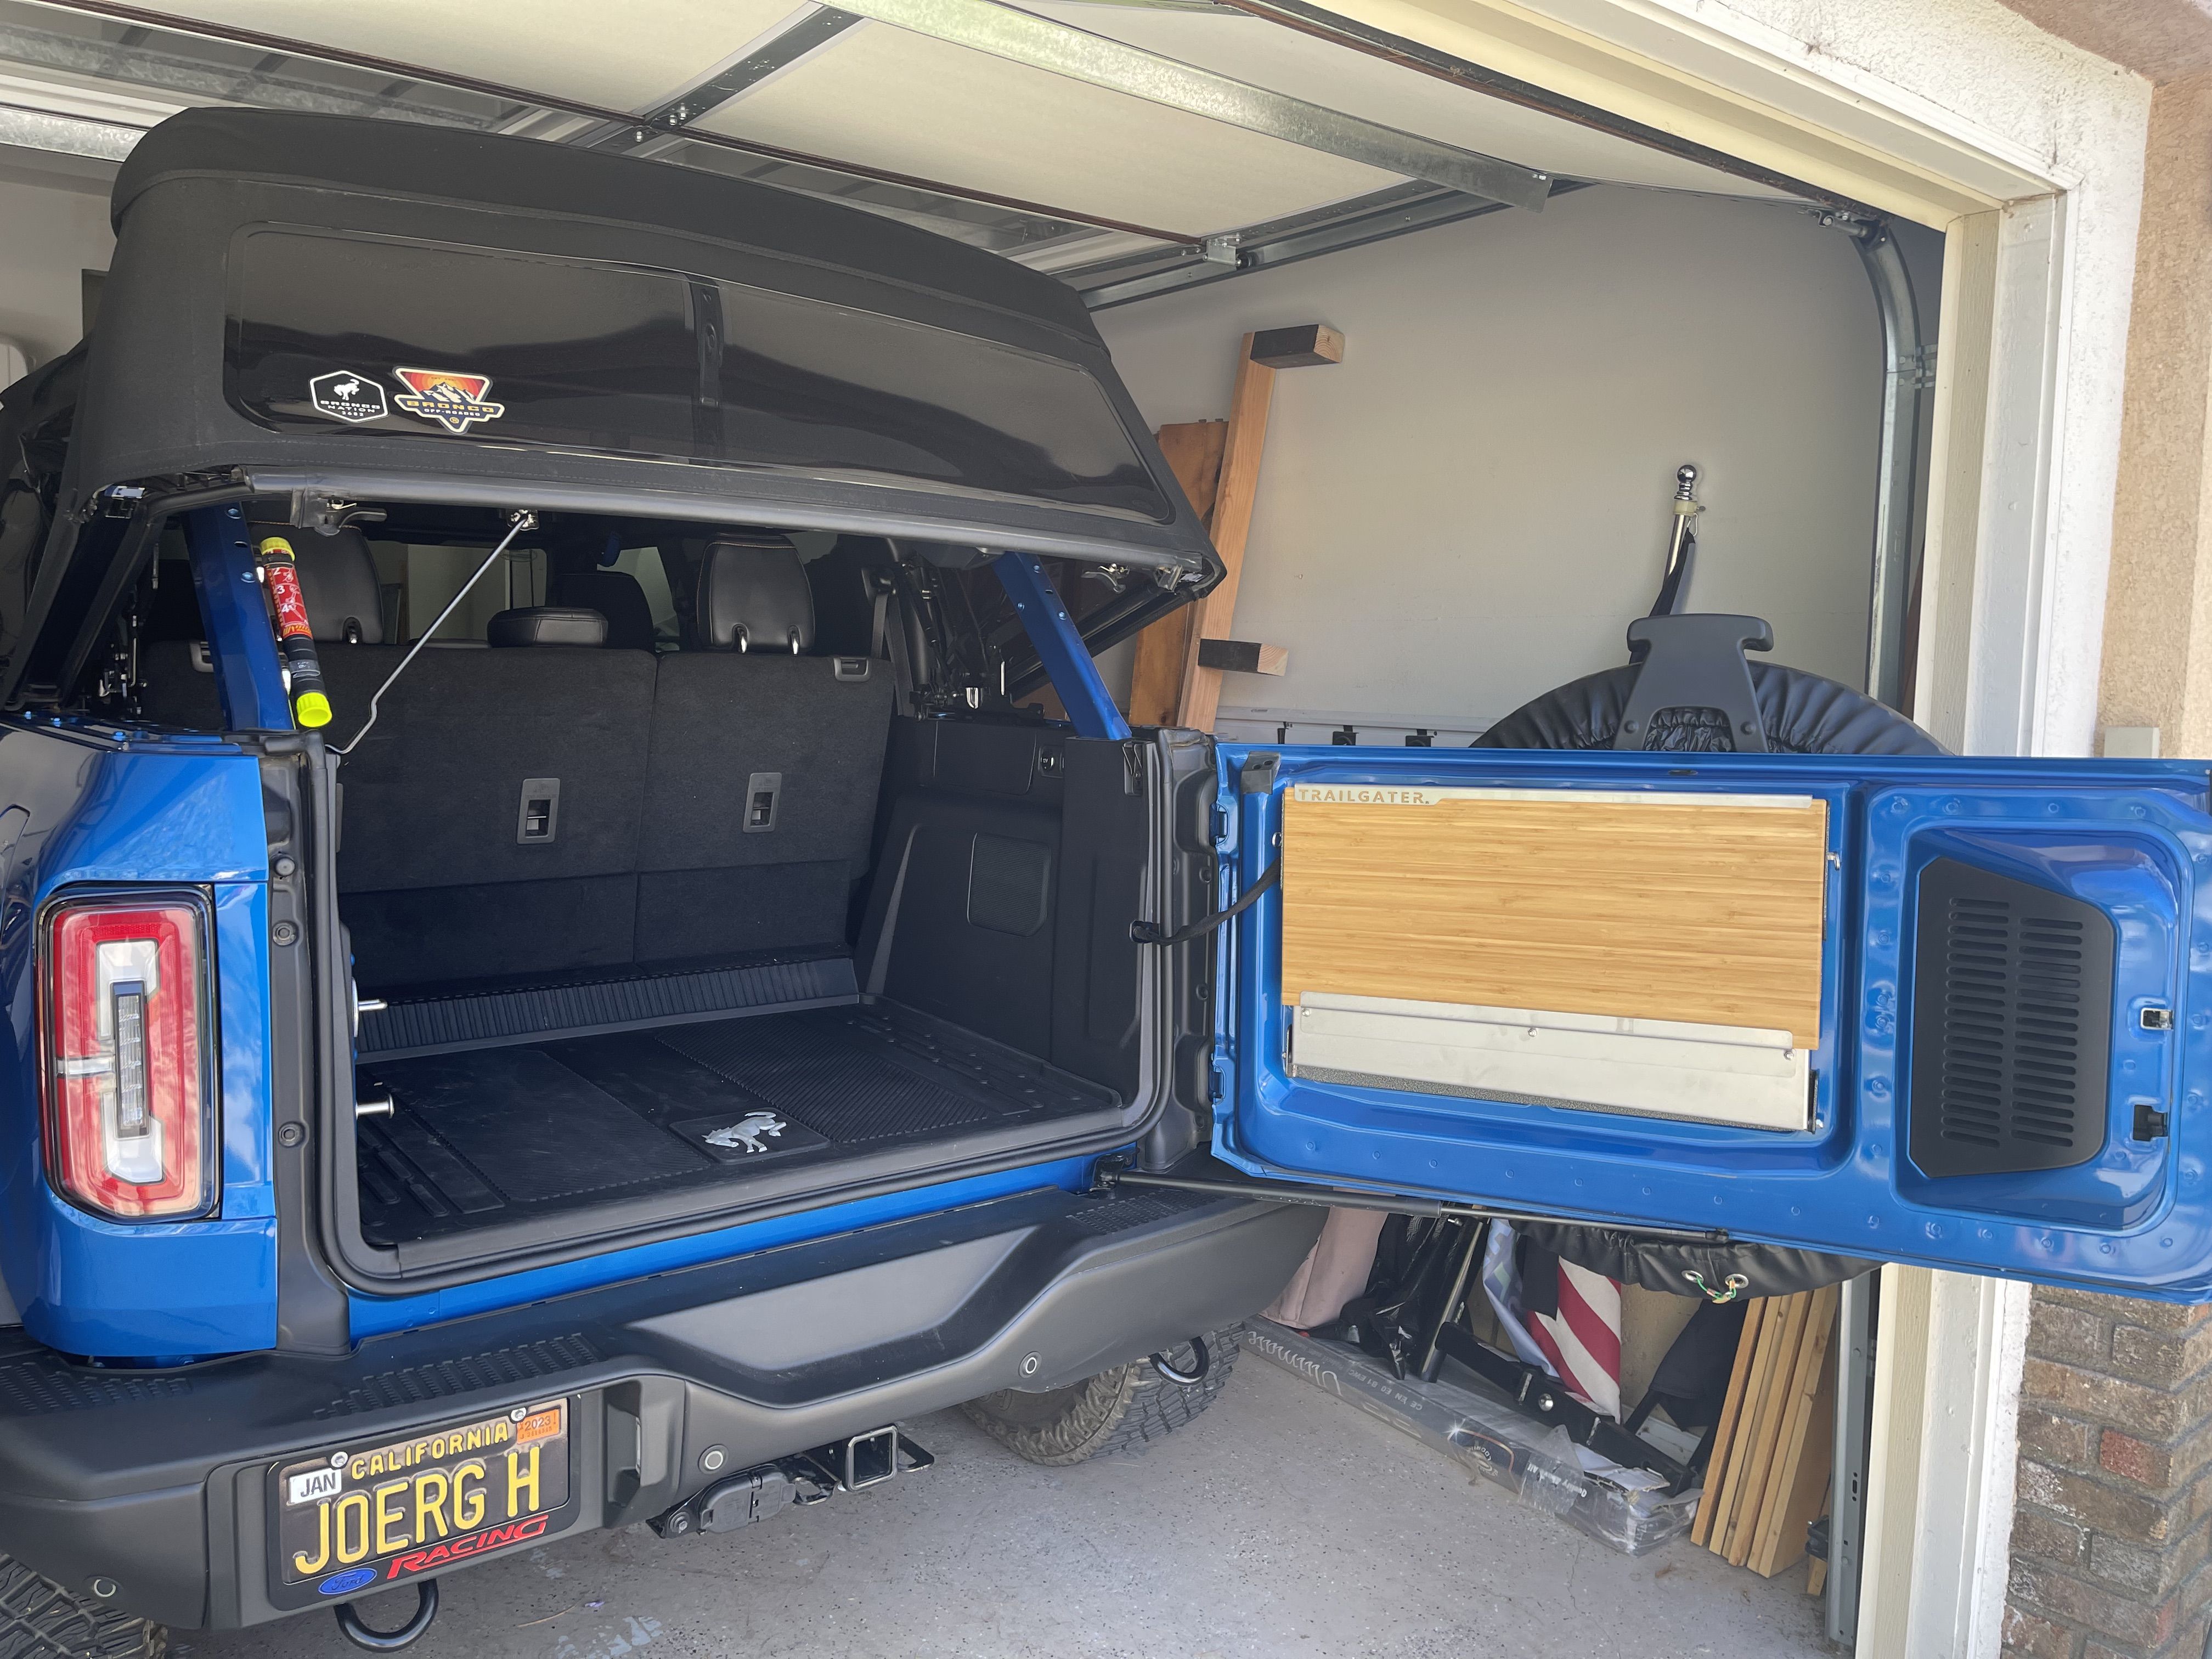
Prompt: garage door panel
<box><xmin>698</xmin><ymin>24</ymin><xmax>1406</xmax><ymax>233</ymax></box>
<box><xmin>143</xmin><ymin>0</ymin><xmax>802</xmax><ymax>111</ymax></box>
<box><xmin>1026</xmin><ymin>2</ymin><xmax>1802</xmax><ymax>200</ymax></box>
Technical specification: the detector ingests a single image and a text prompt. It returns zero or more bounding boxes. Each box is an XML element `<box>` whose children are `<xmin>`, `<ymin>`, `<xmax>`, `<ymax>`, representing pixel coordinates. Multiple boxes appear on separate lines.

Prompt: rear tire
<box><xmin>961</xmin><ymin>1326</ymin><xmax>1242</xmax><ymax>1465</ymax></box>
<box><xmin>0</xmin><ymin>1558</ymin><xmax>165</xmax><ymax>1659</ymax></box>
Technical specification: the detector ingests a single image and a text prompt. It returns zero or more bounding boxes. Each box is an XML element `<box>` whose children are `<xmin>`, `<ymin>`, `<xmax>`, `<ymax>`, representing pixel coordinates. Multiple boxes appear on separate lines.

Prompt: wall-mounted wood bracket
<box><xmin>1249</xmin><ymin>324</ymin><xmax>1346</xmax><ymax>368</ymax></box>
<box><xmin>1197</xmin><ymin>638</ymin><xmax>1289</xmax><ymax>675</ymax></box>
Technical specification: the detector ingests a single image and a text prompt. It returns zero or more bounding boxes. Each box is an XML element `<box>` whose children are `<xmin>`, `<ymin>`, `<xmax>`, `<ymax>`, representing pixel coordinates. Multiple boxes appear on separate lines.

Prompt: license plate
<box><xmin>270</xmin><ymin>1397</ymin><xmax>574</xmax><ymax>1602</ymax></box>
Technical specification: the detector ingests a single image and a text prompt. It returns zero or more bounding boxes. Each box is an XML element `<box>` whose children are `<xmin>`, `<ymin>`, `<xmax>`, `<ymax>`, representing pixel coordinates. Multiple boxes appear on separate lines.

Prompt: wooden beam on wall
<box><xmin>1127</xmin><ymin>323</ymin><xmax>1341</xmax><ymax>732</ymax></box>
<box><xmin>1178</xmin><ymin>334</ymin><xmax>1278</xmax><ymax>735</ymax></box>
<box><xmin>1128</xmin><ymin>419</ymin><xmax>1227</xmax><ymax>726</ymax></box>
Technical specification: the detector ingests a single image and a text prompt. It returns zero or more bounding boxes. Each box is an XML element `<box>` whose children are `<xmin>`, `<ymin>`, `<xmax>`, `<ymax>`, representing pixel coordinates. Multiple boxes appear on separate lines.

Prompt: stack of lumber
<box><xmin>1690</xmin><ymin>1284</ymin><xmax>1839</xmax><ymax>1576</ymax></box>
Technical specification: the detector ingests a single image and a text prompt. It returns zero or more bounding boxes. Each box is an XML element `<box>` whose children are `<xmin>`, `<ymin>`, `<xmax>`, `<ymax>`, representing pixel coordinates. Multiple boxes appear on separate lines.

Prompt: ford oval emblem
<box><xmin>318</xmin><ymin>1567</ymin><xmax>379</xmax><ymax>1597</ymax></box>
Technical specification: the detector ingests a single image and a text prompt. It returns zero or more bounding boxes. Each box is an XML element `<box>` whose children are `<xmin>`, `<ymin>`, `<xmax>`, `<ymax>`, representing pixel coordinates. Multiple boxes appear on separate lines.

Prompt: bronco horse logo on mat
<box><xmin>704</xmin><ymin>1112</ymin><xmax>789</xmax><ymax>1155</ymax></box>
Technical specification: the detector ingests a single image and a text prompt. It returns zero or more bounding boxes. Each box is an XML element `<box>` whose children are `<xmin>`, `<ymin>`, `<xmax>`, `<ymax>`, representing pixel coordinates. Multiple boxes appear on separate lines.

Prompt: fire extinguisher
<box><xmin>255</xmin><ymin>534</ymin><xmax>332</xmax><ymax>730</ymax></box>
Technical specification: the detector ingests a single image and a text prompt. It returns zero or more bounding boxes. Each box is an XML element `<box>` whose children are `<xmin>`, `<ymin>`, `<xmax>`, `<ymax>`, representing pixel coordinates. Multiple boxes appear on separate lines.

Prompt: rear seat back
<box><xmin>639</xmin><ymin>538</ymin><xmax>894</xmax><ymax>962</ymax></box>
<box><xmin>140</xmin><ymin>527</ymin><xmax>897</xmax><ymax>991</ymax></box>
<box><xmin>334</xmin><ymin>639</ymin><xmax>656</xmax><ymax>989</ymax></box>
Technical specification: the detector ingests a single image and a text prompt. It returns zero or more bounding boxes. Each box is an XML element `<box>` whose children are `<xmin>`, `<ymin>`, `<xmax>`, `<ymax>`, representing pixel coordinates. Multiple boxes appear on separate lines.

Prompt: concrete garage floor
<box><xmin>180</xmin><ymin>1357</ymin><xmax>1831</xmax><ymax>1659</ymax></box>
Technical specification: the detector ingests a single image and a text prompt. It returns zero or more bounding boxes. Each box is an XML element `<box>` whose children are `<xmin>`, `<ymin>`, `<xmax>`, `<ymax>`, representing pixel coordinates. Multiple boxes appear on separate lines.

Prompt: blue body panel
<box><xmin>347</xmin><ymin>1155</ymin><xmax>1096</xmax><ymax>1338</ymax></box>
<box><xmin>0</xmin><ymin>725</ymin><xmax>278</xmax><ymax>1356</ymax></box>
<box><xmin>1214</xmin><ymin>743</ymin><xmax>2212</xmax><ymax>1302</ymax></box>
<box><xmin>182</xmin><ymin>506</ymin><xmax>292</xmax><ymax>732</ymax></box>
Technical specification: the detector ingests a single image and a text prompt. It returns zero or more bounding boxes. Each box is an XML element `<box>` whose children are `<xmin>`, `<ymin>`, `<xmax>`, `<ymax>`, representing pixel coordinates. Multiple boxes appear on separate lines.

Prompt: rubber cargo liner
<box><xmin>357</xmin><ymin>1001</ymin><xmax>1116</xmax><ymax>1246</ymax></box>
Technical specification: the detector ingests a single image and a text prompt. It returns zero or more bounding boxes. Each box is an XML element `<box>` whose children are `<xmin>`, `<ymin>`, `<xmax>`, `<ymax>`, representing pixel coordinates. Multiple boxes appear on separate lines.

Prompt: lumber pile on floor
<box><xmin>1691</xmin><ymin>1285</ymin><xmax>1838</xmax><ymax>1576</ymax></box>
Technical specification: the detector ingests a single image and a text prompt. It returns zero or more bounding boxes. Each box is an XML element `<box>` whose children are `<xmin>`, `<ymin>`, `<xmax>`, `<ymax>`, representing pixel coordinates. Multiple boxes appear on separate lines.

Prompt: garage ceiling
<box><xmin>0</xmin><ymin>0</ymin><xmax>1821</xmax><ymax>300</ymax></box>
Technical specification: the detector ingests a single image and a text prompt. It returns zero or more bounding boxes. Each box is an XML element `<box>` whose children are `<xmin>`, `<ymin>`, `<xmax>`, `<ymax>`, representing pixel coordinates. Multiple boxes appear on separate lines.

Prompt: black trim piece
<box><xmin>262</xmin><ymin>748</ymin><xmax>352</xmax><ymax>1355</ymax></box>
<box><xmin>1908</xmin><ymin>858</ymin><xmax>2114</xmax><ymax>1178</ymax></box>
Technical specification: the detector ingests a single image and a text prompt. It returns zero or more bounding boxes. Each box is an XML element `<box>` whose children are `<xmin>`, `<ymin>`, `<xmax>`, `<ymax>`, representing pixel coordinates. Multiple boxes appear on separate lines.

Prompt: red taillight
<box><xmin>40</xmin><ymin>895</ymin><xmax>213</xmax><ymax>1221</ymax></box>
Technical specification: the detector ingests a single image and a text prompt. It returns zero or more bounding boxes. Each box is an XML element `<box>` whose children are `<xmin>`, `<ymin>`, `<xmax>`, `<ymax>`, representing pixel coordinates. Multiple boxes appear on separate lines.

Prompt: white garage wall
<box><xmin>0</xmin><ymin>163</ymin><xmax>113</xmax><ymax>371</ymax></box>
<box><xmin>1093</xmin><ymin>184</ymin><xmax>1888</xmax><ymax>737</ymax></box>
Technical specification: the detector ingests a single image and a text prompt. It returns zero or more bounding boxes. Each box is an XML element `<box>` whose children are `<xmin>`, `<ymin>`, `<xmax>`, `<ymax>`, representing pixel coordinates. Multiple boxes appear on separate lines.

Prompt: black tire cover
<box><xmin>1475</xmin><ymin>647</ymin><xmax>1943</xmax><ymax>1295</ymax></box>
<box><xmin>1516</xmin><ymin>1222</ymin><xmax>1880</xmax><ymax>1303</ymax></box>
<box><xmin>1476</xmin><ymin>659</ymin><xmax>1944</xmax><ymax>755</ymax></box>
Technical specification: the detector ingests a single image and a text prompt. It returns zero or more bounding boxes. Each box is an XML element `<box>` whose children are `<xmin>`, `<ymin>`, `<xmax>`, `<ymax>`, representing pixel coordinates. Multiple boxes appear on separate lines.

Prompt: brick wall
<box><xmin>2004</xmin><ymin>1286</ymin><xmax>2212</xmax><ymax>1659</ymax></box>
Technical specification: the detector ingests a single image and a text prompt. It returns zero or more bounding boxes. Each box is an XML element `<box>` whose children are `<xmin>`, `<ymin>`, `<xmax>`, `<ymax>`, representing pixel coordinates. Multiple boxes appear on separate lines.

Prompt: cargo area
<box><xmin>138</xmin><ymin>519</ymin><xmax>1164</xmax><ymax>1255</ymax></box>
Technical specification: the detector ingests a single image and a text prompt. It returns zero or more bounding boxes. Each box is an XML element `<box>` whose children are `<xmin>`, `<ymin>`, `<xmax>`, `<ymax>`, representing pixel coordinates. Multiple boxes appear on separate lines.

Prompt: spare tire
<box><xmin>1477</xmin><ymin>659</ymin><xmax>1943</xmax><ymax>756</ymax></box>
<box><xmin>1476</xmin><ymin>648</ymin><xmax>1938</xmax><ymax>1296</ymax></box>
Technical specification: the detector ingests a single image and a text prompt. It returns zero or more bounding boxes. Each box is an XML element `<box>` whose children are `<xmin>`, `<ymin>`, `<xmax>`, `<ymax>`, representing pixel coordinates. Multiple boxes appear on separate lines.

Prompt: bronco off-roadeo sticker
<box><xmin>308</xmin><ymin>370</ymin><xmax>387</xmax><ymax>424</ymax></box>
<box><xmin>391</xmin><ymin>367</ymin><xmax>507</xmax><ymax>434</ymax></box>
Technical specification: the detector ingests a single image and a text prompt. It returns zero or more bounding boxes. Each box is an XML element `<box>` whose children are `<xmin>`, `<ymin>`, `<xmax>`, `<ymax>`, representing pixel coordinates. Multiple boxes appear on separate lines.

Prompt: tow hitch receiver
<box><xmin>651</xmin><ymin>1427</ymin><xmax>934</xmax><ymax>1538</ymax></box>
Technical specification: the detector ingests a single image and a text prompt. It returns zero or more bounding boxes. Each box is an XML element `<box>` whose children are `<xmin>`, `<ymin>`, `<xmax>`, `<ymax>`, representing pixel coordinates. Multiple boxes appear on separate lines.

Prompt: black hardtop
<box><xmin>1</xmin><ymin>108</ymin><xmax>1210</xmax><ymax>708</ymax></box>
<box><xmin>58</xmin><ymin>108</ymin><xmax>1205</xmax><ymax>566</ymax></box>
<box><xmin>112</xmin><ymin>109</ymin><xmax>1097</xmax><ymax>339</ymax></box>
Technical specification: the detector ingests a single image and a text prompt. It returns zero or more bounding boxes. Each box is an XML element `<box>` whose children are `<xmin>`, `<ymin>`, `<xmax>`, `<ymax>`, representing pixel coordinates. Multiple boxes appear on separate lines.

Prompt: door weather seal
<box><xmin>1093</xmin><ymin>1160</ymin><xmax>1729</xmax><ymax>1244</ymax></box>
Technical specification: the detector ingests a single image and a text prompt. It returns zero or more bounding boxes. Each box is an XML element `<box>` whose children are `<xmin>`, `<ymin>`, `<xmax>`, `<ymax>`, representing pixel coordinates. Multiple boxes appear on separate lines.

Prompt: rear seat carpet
<box><xmin>356</xmin><ymin>1002</ymin><xmax>1114</xmax><ymax>1247</ymax></box>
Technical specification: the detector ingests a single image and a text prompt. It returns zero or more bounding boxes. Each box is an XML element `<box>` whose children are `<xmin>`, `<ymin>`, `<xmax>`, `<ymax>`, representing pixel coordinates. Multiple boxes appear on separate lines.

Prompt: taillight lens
<box><xmin>40</xmin><ymin>894</ymin><xmax>213</xmax><ymax>1221</ymax></box>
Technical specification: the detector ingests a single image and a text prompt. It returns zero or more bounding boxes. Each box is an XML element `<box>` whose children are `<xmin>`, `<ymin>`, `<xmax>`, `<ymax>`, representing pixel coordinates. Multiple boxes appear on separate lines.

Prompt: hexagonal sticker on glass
<box><xmin>308</xmin><ymin>370</ymin><xmax>388</xmax><ymax>425</ymax></box>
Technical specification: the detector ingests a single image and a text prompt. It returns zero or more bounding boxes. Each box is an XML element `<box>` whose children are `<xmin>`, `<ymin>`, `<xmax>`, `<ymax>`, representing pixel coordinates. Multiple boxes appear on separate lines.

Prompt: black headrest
<box><xmin>549</xmin><ymin>567</ymin><xmax>656</xmax><ymax>651</ymax></box>
<box><xmin>488</xmin><ymin>607</ymin><xmax>606</xmax><ymax>647</ymax></box>
<box><xmin>296</xmin><ymin>526</ymin><xmax>383</xmax><ymax>644</ymax></box>
<box><xmin>697</xmin><ymin>537</ymin><xmax>812</xmax><ymax>653</ymax></box>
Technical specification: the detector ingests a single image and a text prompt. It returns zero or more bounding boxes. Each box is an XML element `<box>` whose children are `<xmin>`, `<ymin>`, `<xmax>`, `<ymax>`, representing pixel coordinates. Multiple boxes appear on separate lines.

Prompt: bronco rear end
<box><xmin>0</xmin><ymin>108</ymin><xmax>1318</xmax><ymax>1642</ymax></box>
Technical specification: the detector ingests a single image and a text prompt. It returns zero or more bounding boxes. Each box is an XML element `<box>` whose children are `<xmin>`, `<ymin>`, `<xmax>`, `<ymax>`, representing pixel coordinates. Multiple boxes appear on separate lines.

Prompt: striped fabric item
<box><xmin>1480</xmin><ymin>1221</ymin><xmax>1626</xmax><ymax>1421</ymax></box>
<box><xmin>1525</xmin><ymin>1256</ymin><xmax>1624</xmax><ymax>1422</ymax></box>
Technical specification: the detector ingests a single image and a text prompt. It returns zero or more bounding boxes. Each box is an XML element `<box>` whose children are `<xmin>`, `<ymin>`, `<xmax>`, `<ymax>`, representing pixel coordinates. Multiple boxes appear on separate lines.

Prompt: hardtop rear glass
<box><xmin>225</xmin><ymin>229</ymin><xmax>1171</xmax><ymax>522</ymax></box>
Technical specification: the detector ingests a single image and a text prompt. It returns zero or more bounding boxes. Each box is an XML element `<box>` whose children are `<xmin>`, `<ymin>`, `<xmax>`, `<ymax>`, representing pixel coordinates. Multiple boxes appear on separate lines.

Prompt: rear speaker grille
<box><xmin>1908</xmin><ymin>860</ymin><xmax>2112</xmax><ymax>1178</ymax></box>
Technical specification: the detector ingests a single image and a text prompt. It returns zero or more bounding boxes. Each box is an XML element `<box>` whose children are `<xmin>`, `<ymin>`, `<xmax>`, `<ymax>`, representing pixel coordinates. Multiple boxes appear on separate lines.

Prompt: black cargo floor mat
<box><xmin>355</xmin><ymin>1002</ymin><xmax>1116</xmax><ymax>1247</ymax></box>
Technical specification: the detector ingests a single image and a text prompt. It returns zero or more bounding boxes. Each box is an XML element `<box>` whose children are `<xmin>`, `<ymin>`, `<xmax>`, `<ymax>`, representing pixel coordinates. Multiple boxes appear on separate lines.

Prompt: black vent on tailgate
<box><xmin>1908</xmin><ymin>859</ymin><xmax>2113</xmax><ymax>1178</ymax></box>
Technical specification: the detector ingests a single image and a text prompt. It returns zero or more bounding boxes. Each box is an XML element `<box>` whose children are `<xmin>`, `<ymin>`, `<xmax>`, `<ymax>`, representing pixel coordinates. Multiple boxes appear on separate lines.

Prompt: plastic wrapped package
<box><xmin>1244</xmin><ymin>1319</ymin><xmax>1696</xmax><ymax>1555</ymax></box>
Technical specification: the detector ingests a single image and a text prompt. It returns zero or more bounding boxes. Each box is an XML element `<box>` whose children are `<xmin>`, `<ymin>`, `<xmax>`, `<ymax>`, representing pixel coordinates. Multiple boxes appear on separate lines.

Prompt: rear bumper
<box><xmin>0</xmin><ymin>1182</ymin><xmax>1318</xmax><ymax>1630</ymax></box>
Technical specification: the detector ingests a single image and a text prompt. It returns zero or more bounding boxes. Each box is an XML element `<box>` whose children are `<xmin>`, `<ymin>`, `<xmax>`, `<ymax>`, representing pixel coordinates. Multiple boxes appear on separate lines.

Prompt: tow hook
<box><xmin>1149</xmin><ymin>1336</ymin><xmax>1210</xmax><ymax>1385</ymax></box>
<box><xmin>333</xmin><ymin>1578</ymin><xmax>438</xmax><ymax>1651</ymax></box>
<box><xmin>651</xmin><ymin>1426</ymin><xmax>933</xmax><ymax>1538</ymax></box>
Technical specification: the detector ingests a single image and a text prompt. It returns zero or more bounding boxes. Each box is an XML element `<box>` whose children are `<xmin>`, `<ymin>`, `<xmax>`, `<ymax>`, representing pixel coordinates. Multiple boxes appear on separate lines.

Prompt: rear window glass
<box><xmin>369</xmin><ymin>543</ymin><xmax>680</xmax><ymax>647</ymax></box>
<box><xmin>226</xmin><ymin>229</ymin><xmax>1169</xmax><ymax>522</ymax></box>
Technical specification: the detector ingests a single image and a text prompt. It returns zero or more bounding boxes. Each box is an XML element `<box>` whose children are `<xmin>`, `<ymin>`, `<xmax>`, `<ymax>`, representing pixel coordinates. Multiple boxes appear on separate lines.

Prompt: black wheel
<box><xmin>0</xmin><ymin>1558</ymin><xmax>165</xmax><ymax>1659</ymax></box>
<box><xmin>961</xmin><ymin>1326</ymin><xmax>1243</xmax><ymax>1465</ymax></box>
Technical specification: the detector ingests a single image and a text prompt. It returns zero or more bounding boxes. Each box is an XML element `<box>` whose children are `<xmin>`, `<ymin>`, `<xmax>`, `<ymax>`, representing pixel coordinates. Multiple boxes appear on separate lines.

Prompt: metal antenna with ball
<box><xmin>1648</xmin><ymin>462</ymin><xmax>1703</xmax><ymax>617</ymax></box>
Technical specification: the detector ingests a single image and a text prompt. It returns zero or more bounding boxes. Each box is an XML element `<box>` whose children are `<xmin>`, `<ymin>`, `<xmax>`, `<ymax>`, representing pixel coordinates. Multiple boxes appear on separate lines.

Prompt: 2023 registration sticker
<box><xmin>275</xmin><ymin>1398</ymin><xmax>572</xmax><ymax>1597</ymax></box>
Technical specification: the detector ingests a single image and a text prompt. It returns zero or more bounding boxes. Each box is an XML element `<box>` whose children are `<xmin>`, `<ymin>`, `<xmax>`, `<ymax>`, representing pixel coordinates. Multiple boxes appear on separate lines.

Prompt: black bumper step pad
<box><xmin>356</xmin><ymin>1002</ymin><xmax>1116</xmax><ymax>1246</ymax></box>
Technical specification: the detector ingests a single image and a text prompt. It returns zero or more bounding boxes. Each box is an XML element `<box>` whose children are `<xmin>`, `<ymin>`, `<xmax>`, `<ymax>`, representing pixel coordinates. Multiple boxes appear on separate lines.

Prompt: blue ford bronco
<box><xmin>3</xmin><ymin>106</ymin><xmax>2211</xmax><ymax>1655</ymax></box>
